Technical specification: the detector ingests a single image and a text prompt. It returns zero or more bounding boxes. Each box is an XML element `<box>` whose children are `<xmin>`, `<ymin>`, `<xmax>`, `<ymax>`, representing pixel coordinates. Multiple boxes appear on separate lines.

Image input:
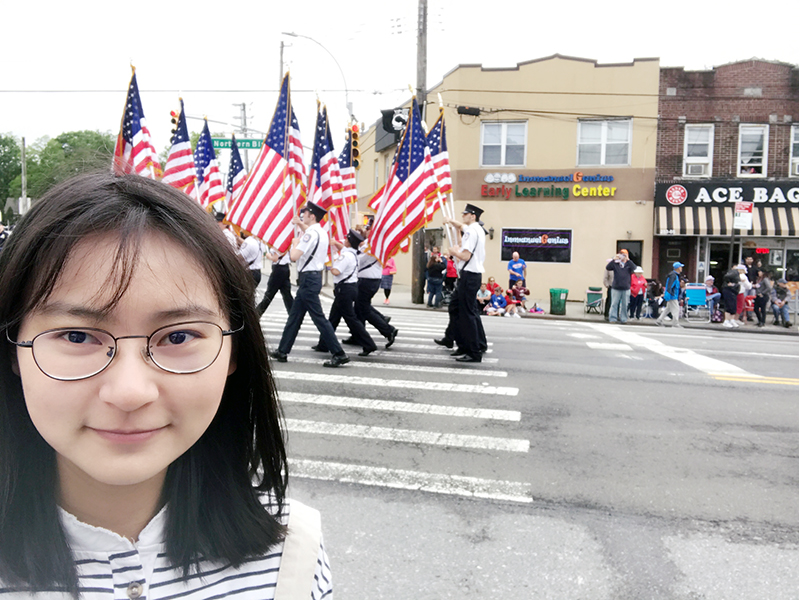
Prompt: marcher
<box><xmin>507</xmin><ymin>251</ymin><xmax>527</xmax><ymax>289</ymax></box>
<box><xmin>215</xmin><ymin>211</ymin><xmax>240</xmax><ymax>251</ymax></box>
<box><xmin>313</xmin><ymin>229</ymin><xmax>378</xmax><ymax>357</ymax></box>
<box><xmin>270</xmin><ymin>201</ymin><xmax>350</xmax><ymax>367</ymax></box>
<box><xmin>256</xmin><ymin>247</ymin><xmax>294</xmax><ymax>316</ymax></box>
<box><xmin>0</xmin><ymin>173</ymin><xmax>331</xmax><ymax>598</ymax></box>
<box><xmin>656</xmin><ymin>262</ymin><xmax>683</xmax><ymax>328</ymax></box>
<box><xmin>353</xmin><ymin>236</ymin><xmax>398</xmax><ymax>349</ymax></box>
<box><xmin>381</xmin><ymin>257</ymin><xmax>396</xmax><ymax>305</ymax></box>
<box><xmin>238</xmin><ymin>230</ymin><xmax>264</xmax><ymax>287</ymax></box>
<box><xmin>434</xmin><ymin>203</ymin><xmax>486</xmax><ymax>362</ymax></box>
<box><xmin>606</xmin><ymin>251</ymin><xmax>637</xmax><ymax>324</ymax></box>
<box><xmin>629</xmin><ymin>266</ymin><xmax>647</xmax><ymax>320</ymax></box>
<box><xmin>426</xmin><ymin>247</ymin><xmax>446</xmax><ymax>308</ymax></box>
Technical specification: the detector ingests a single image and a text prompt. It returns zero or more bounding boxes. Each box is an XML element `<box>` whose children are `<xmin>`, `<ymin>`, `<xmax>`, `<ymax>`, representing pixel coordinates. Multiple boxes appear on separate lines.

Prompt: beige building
<box><xmin>357</xmin><ymin>54</ymin><xmax>660</xmax><ymax>303</ymax></box>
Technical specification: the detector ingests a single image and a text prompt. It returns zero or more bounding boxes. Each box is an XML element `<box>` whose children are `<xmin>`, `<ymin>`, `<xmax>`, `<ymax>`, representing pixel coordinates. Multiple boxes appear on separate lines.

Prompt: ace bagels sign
<box><xmin>655</xmin><ymin>181</ymin><xmax>799</xmax><ymax>207</ymax></box>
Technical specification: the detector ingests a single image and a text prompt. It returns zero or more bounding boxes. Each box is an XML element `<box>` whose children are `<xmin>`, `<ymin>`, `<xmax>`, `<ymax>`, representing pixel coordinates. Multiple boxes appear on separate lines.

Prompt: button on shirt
<box><xmin>460</xmin><ymin>222</ymin><xmax>485</xmax><ymax>274</ymax></box>
<box><xmin>296</xmin><ymin>223</ymin><xmax>328</xmax><ymax>273</ymax></box>
<box><xmin>333</xmin><ymin>248</ymin><xmax>358</xmax><ymax>285</ymax></box>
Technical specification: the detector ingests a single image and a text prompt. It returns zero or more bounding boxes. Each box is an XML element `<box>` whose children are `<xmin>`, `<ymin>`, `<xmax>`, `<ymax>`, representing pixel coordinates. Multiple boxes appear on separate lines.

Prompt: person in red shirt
<box><xmin>629</xmin><ymin>266</ymin><xmax>648</xmax><ymax>320</ymax></box>
<box><xmin>509</xmin><ymin>279</ymin><xmax>530</xmax><ymax>311</ymax></box>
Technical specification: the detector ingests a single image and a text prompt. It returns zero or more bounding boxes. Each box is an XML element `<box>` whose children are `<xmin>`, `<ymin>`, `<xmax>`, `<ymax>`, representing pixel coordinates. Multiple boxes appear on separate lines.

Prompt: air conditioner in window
<box><xmin>793</xmin><ymin>162</ymin><xmax>799</xmax><ymax>176</ymax></box>
<box><xmin>686</xmin><ymin>163</ymin><xmax>708</xmax><ymax>176</ymax></box>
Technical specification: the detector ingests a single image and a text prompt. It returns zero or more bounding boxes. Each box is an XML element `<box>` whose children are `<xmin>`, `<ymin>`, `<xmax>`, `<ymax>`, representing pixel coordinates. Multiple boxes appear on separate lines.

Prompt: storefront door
<box><xmin>709</xmin><ymin>241</ymin><xmax>741</xmax><ymax>285</ymax></box>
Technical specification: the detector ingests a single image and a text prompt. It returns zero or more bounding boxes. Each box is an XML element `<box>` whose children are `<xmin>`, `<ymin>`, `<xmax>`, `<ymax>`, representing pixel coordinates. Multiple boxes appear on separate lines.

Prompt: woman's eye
<box><xmin>63</xmin><ymin>330</ymin><xmax>100</xmax><ymax>345</ymax></box>
<box><xmin>162</xmin><ymin>330</ymin><xmax>200</xmax><ymax>346</ymax></box>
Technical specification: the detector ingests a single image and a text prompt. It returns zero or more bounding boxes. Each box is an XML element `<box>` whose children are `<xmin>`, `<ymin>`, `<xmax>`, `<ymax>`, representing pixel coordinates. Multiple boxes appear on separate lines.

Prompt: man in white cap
<box><xmin>656</xmin><ymin>261</ymin><xmax>684</xmax><ymax>327</ymax></box>
<box><xmin>270</xmin><ymin>202</ymin><xmax>349</xmax><ymax>367</ymax></box>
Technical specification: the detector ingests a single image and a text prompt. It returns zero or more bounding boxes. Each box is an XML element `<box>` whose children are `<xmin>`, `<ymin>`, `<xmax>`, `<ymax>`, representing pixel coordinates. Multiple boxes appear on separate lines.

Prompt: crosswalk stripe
<box><xmin>587</xmin><ymin>342</ymin><xmax>633</xmax><ymax>351</ymax></box>
<box><xmin>282</xmin><ymin>356</ymin><xmax>507</xmax><ymax>377</ymax></box>
<box><xmin>281</xmin><ymin>391</ymin><xmax>521</xmax><ymax>421</ymax></box>
<box><xmin>273</xmin><ymin>370</ymin><xmax>518</xmax><ymax>395</ymax></box>
<box><xmin>380</xmin><ymin>351</ymin><xmax>499</xmax><ymax>364</ymax></box>
<box><xmin>286</xmin><ymin>419</ymin><xmax>529</xmax><ymax>452</ymax></box>
<box><xmin>712</xmin><ymin>375</ymin><xmax>799</xmax><ymax>386</ymax></box>
<box><xmin>261</xmin><ymin>333</ymin><xmax>493</xmax><ymax>354</ymax></box>
<box><xmin>290</xmin><ymin>458</ymin><xmax>532</xmax><ymax>504</ymax></box>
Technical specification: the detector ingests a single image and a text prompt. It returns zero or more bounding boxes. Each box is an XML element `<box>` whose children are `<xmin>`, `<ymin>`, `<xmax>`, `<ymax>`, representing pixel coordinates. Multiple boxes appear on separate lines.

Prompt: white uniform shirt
<box><xmin>460</xmin><ymin>221</ymin><xmax>486</xmax><ymax>274</ymax></box>
<box><xmin>0</xmin><ymin>500</ymin><xmax>332</xmax><ymax>600</ymax></box>
<box><xmin>223</xmin><ymin>228</ymin><xmax>239</xmax><ymax>251</ymax></box>
<box><xmin>357</xmin><ymin>245</ymin><xmax>382</xmax><ymax>279</ymax></box>
<box><xmin>239</xmin><ymin>236</ymin><xmax>263</xmax><ymax>271</ymax></box>
<box><xmin>333</xmin><ymin>247</ymin><xmax>359</xmax><ymax>285</ymax></box>
<box><xmin>295</xmin><ymin>223</ymin><xmax>328</xmax><ymax>273</ymax></box>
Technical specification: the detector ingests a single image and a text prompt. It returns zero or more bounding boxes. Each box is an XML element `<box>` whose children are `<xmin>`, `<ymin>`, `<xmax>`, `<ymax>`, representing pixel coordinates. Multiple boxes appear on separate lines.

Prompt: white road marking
<box><xmin>569</xmin><ymin>333</ymin><xmax>601</xmax><ymax>339</ymax></box>
<box><xmin>586</xmin><ymin>342</ymin><xmax>633</xmax><ymax>351</ymax></box>
<box><xmin>586</xmin><ymin>324</ymin><xmax>760</xmax><ymax>377</ymax></box>
<box><xmin>259</xmin><ymin>323</ymin><xmax>494</xmax><ymax>345</ymax></box>
<box><xmin>290</xmin><ymin>458</ymin><xmax>532</xmax><ymax>503</ymax></box>
<box><xmin>274</xmin><ymin>371</ymin><xmax>519</xmax><ymax>395</ymax></box>
<box><xmin>281</xmin><ymin>391</ymin><xmax>520</xmax><ymax>421</ymax></box>
<box><xmin>283</xmin><ymin>356</ymin><xmax>507</xmax><ymax>377</ymax></box>
<box><xmin>379</xmin><ymin>351</ymin><xmax>499</xmax><ymax>364</ymax></box>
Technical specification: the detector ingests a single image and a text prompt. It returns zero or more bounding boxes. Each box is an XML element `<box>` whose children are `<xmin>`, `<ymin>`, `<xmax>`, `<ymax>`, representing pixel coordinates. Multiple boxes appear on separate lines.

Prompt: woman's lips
<box><xmin>89</xmin><ymin>427</ymin><xmax>166</xmax><ymax>443</ymax></box>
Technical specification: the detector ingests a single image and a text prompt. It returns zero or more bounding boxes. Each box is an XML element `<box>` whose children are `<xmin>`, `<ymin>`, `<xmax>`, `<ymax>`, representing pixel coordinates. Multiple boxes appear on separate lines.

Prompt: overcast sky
<box><xmin>2</xmin><ymin>0</ymin><xmax>797</xmax><ymax>162</ymax></box>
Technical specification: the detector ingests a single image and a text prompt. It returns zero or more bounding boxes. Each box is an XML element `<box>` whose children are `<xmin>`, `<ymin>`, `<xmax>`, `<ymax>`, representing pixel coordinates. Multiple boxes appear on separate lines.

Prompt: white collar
<box><xmin>59</xmin><ymin>505</ymin><xmax>166</xmax><ymax>553</ymax></box>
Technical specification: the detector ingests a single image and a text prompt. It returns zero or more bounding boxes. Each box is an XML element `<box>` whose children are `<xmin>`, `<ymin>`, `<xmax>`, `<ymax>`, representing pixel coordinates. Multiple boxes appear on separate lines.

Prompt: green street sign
<box><xmin>211</xmin><ymin>138</ymin><xmax>263</xmax><ymax>150</ymax></box>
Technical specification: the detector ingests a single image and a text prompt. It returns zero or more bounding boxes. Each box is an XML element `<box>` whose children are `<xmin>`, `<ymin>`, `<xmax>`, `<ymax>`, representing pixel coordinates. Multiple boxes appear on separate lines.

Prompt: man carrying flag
<box><xmin>113</xmin><ymin>68</ymin><xmax>160</xmax><ymax>178</ymax></box>
<box><xmin>162</xmin><ymin>98</ymin><xmax>196</xmax><ymax>196</ymax></box>
<box><xmin>270</xmin><ymin>202</ymin><xmax>350</xmax><ymax>367</ymax></box>
<box><xmin>308</xmin><ymin>104</ymin><xmax>348</xmax><ymax>248</ymax></box>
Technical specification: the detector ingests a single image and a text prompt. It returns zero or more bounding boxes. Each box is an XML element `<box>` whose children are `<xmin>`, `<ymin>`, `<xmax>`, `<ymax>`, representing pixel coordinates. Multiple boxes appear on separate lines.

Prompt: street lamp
<box><xmin>281</xmin><ymin>31</ymin><xmax>353</xmax><ymax>120</ymax></box>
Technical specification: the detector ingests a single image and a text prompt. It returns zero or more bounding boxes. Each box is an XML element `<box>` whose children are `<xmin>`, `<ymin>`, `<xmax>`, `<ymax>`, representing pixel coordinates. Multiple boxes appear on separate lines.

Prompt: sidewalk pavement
<box><xmin>318</xmin><ymin>281</ymin><xmax>798</xmax><ymax>337</ymax></box>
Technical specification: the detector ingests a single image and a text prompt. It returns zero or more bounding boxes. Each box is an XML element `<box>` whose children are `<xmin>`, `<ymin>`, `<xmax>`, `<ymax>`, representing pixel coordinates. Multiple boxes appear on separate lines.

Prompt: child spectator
<box><xmin>504</xmin><ymin>288</ymin><xmax>520</xmax><ymax>318</ymax></box>
<box><xmin>476</xmin><ymin>282</ymin><xmax>491</xmax><ymax>311</ymax></box>
<box><xmin>509</xmin><ymin>279</ymin><xmax>530</xmax><ymax>311</ymax></box>
<box><xmin>629</xmin><ymin>266</ymin><xmax>647</xmax><ymax>320</ymax></box>
<box><xmin>486</xmin><ymin>287</ymin><xmax>507</xmax><ymax>316</ymax></box>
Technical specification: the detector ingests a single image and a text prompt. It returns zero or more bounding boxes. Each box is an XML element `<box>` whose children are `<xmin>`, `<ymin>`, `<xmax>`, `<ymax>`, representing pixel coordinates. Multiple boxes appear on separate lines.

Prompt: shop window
<box><xmin>738</xmin><ymin>124</ymin><xmax>768</xmax><ymax>176</ymax></box>
<box><xmin>683</xmin><ymin>125</ymin><xmax>714</xmax><ymax>177</ymax></box>
<box><xmin>791</xmin><ymin>125</ymin><xmax>799</xmax><ymax>177</ymax></box>
<box><xmin>616</xmin><ymin>240</ymin><xmax>643</xmax><ymax>271</ymax></box>
<box><xmin>577</xmin><ymin>119</ymin><xmax>631</xmax><ymax>166</ymax></box>
<box><xmin>480</xmin><ymin>122</ymin><xmax>526</xmax><ymax>167</ymax></box>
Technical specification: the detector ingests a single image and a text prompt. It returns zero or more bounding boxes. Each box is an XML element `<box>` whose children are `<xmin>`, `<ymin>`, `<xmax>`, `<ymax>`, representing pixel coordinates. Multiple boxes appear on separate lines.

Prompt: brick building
<box><xmin>654</xmin><ymin>59</ymin><xmax>798</xmax><ymax>285</ymax></box>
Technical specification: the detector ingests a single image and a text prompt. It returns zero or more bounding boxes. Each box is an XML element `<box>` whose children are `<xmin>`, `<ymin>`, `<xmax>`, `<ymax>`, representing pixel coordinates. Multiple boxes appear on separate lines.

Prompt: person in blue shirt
<box><xmin>507</xmin><ymin>252</ymin><xmax>527</xmax><ymax>289</ymax></box>
<box><xmin>656</xmin><ymin>261</ymin><xmax>684</xmax><ymax>327</ymax></box>
<box><xmin>486</xmin><ymin>288</ymin><xmax>508</xmax><ymax>316</ymax></box>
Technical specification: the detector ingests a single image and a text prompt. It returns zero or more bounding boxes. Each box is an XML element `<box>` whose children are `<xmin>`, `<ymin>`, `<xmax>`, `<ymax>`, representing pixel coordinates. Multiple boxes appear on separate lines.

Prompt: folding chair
<box><xmin>585</xmin><ymin>287</ymin><xmax>603</xmax><ymax>314</ymax></box>
<box><xmin>684</xmin><ymin>284</ymin><xmax>710</xmax><ymax>323</ymax></box>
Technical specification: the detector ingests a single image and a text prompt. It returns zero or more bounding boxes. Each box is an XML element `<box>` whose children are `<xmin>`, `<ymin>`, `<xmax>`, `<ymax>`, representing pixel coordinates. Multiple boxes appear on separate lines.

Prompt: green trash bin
<box><xmin>549</xmin><ymin>288</ymin><xmax>568</xmax><ymax>315</ymax></box>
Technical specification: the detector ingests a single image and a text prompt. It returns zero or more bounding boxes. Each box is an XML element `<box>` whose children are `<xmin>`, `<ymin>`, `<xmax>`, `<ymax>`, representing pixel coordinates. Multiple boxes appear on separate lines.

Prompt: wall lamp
<box><xmin>488</xmin><ymin>227</ymin><xmax>495</xmax><ymax>240</ymax></box>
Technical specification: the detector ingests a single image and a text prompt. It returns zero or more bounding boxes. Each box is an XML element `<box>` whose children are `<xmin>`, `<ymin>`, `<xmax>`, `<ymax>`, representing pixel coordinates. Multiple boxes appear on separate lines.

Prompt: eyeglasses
<box><xmin>7</xmin><ymin>321</ymin><xmax>243</xmax><ymax>381</ymax></box>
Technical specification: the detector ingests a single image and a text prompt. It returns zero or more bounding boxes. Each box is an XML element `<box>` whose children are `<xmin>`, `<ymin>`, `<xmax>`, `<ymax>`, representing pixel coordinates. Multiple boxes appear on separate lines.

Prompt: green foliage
<box><xmin>8</xmin><ymin>130</ymin><xmax>115</xmax><ymax>201</ymax></box>
<box><xmin>0</xmin><ymin>134</ymin><xmax>21</xmax><ymax>203</ymax></box>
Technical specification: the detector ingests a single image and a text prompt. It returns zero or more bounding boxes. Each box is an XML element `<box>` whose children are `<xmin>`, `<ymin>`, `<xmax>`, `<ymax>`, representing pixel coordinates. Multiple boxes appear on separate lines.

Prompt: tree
<box><xmin>8</xmin><ymin>130</ymin><xmax>115</xmax><ymax>201</ymax></box>
<box><xmin>0</xmin><ymin>134</ymin><xmax>21</xmax><ymax>204</ymax></box>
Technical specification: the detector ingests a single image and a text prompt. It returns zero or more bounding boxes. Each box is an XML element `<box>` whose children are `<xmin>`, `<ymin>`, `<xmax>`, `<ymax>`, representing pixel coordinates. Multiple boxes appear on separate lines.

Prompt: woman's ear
<box><xmin>10</xmin><ymin>351</ymin><xmax>20</xmax><ymax>377</ymax></box>
<box><xmin>227</xmin><ymin>352</ymin><xmax>237</xmax><ymax>376</ymax></box>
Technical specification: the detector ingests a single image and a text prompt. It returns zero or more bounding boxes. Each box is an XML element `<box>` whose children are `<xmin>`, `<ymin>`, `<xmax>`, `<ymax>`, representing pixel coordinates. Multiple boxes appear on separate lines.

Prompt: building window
<box><xmin>738</xmin><ymin>124</ymin><xmax>768</xmax><ymax>176</ymax></box>
<box><xmin>683</xmin><ymin>124</ymin><xmax>714</xmax><ymax>177</ymax></box>
<box><xmin>577</xmin><ymin>119</ymin><xmax>631</xmax><ymax>166</ymax></box>
<box><xmin>791</xmin><ymin>125</ymin><xmax>799</xmax><ymax>177</ymax></box>
<box><xmin>480</xmin><ymin>122</ymin><xmax>526</xmax><ymax>167</ymax></box>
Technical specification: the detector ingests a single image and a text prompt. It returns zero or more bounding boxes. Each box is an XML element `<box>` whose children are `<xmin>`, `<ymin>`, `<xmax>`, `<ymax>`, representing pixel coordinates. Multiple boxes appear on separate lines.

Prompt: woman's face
<box><xmin>15</xmin><ymin>232</ymin><xmax>235</xmax><ymax>493</ymax></box>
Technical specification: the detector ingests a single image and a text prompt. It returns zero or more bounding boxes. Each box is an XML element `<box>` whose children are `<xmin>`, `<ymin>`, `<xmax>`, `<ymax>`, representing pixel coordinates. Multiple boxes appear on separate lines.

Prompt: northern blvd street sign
<box><xmin>212</xmin><ymin>138</ymin><xmax>263</xmax><ymax>150</ymax></box>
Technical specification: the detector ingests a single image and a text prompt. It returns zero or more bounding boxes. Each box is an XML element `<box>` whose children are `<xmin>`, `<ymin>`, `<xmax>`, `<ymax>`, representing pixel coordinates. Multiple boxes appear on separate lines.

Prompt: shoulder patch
<box><xmin>302</xmin><ymin>234</ymin><xmax>311</xmax><ymax>242</ymax></box>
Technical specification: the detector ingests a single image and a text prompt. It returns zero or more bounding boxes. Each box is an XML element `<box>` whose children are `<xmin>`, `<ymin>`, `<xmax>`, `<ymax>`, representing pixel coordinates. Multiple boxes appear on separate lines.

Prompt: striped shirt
<box><xmin>0</xmin><ymin>499</ymin><xmax>332</xmax><ymax>600</ymax></box>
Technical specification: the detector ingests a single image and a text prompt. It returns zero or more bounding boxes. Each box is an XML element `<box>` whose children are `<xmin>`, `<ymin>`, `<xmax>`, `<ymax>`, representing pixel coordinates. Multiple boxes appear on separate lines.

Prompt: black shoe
<box><xmin>434</xmin><ymin>337</ymin><xmax>453</xmax><ymax>349</ymax></box>
<box><xmin>341</xmin><ymin>337</ymin><xmax>359</xmax><ymax>346</ymax></box>
<box><xmin>311</xmin><ymin>344</ymin><xmax>327</xmax><ymax>353</ymax></box>
<box><xmin>324</xmin><ymin>354</ymin><xmax>350</xmax><ymax>367</ymax></box>
<box><xmin>784</xmin><ymin>322</ymin><xmax>792</xmax><ymax>328</ymax></box>
<box><xmin>358</xmin><ymin>348</ymin><xmax>374</xmax><ymax>357</ymax></box>
<box><xmin>386</xmin><ymin>316</ymin><xmax>392</xmax><ymax>324</ymax></box>
<box><xmin>450</xmin><ymin>348</ymin><xmax>467</xmax><ymax>356</ymax></box>
<box><xmin>269</xmin><ymin>351</ymin><xmax>287</xmax><ymax>363</ymax></box>
<box><xmin>385</xmin><ymin>328</ymin><xmax>398</xmax><ymax>349</ymax></box>
<box><xmin>455</xmin><ymin>355</ymin><xmax>481</xmax><ymax>363</ymax></box>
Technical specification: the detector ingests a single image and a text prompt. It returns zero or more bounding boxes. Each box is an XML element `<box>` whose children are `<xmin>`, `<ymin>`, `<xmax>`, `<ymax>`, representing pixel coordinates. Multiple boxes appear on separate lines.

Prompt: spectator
<box><xmin>647</xmin><ymin>278</ymin><xmax>664</xmax><ymax>319</ymax></box>
<box><xmin>753</xmin><ymin>269</ymin><xmax>772</xmax><ymax>328</ymax></box>
<box><xmin>721</xmin><ymin>267</ymin><xmax>741</xmax><ymax>328</ymax></box>
<box><xmin>476</xmin><ymin>282</ymin><xmax>491</xmax><ymax>311</ymax></box>
<box><xmin>656</xmin><ymin>262</ymin><xmax>683</xmax><ymax>328</ymax></box>
<box><xmin>509</xmin><ymin>279</ymin><xmax>530</xmax><ymax>311</ymax></box>
<box><xmin>629</xmin><ymin>266</ymin><xmax>647</xmax><ymax>320</ymax></box>
<box><xmin>605</xmin><ymin>251</ymin><xmax>637</xmax><ymax>324</ymax></box>
<box><xmin>486</xmin><ymin>276</ymin><xmax>501</xmax><ymax>295</ymax></box>
<box><xmin>443</xmin><ymin>251</ymin><xmax>458</xmax><ymax>293</ymax></box>
<box><xmin>381</xmin><ymin>257</ymin><xmax>397</xmax><ymax>305</ymax></box>
<box><xmin>771</xmin><ymin>278</ymin><xmax>792</xmax><ymax>328</ymax></box>
<box><xmin>735</xmin><ymin>264</ymin><xmax>752</xmax><ymax>325</ymax></box>
<box><xmin>705</xmin><ymin>276</ymin><xmax>721</xmax><ymax>314</ymax></box>
<box><xmin>504</xmin><ymin>288</ymin><xmax>521</xmax><ymax>318</ymax></box>
<box><xmin>486</xmin><ymin>287</ymin><xmax>507</xmax><ymax>316</ymax></box>
<box><xmin>507</xmin><ymin>251</ymin><xmax>527</xmax><ymax>289</ymax></box>
<box><xmin>603</xmin><ymin>258</ymin><xmax>614</xmax><ymax>321</ymax></box>
<box><xmin>426</xmin><ymin>247</ymin><xmax>446</xmax><ymax>308</ymax></box>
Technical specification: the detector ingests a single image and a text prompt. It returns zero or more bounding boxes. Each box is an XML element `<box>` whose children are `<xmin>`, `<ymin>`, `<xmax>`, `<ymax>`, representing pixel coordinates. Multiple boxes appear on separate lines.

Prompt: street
<box><xmin>260</xmin><ymin>296</ymin><xmax>799</xmax><ymax>599</ymax></box>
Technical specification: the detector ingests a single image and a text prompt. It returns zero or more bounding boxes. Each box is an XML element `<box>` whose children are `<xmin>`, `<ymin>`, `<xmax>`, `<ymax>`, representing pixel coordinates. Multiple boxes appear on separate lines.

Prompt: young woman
<box><xmin>0</xmin><ymin>172</ymin><xmax>331</xmax><ymax>599</ymax></box>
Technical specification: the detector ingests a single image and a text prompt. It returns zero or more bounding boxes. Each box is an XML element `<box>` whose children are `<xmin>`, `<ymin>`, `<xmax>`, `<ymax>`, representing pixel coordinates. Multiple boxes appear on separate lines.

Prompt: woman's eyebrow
<box><xmin>36</xmin><ymin>302</ymin><xmax>221</xmax><ymax>321</ymax></box>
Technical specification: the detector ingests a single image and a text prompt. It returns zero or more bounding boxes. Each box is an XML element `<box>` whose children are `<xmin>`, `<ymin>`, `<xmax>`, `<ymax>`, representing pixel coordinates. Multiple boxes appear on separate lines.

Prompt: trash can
<box><xmin>549</xmin><ymin>288</ymin><xmax>568</xmax><ymax>315</ymax></box>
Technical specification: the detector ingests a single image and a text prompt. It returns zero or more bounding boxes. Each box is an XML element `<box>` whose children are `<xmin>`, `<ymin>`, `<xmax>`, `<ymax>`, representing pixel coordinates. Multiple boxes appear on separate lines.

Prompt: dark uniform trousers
<box><xmin>277</xmin><ymin>271</ymin><xmax>343</xmax><ymax>356</ymax></box>
<box><xmin>316</xmin><ymin>282</ymin><xmax>377</xmax><ymax>353</ymax></box>
<box><xmin>444</xmin><ymin>271</ymin><xmax>485</xmax><ymax>358</ymax></box>
<box><xmin>257</xmin><ymin>263</ymin><xmax>293</xmax><ymax>316</ymax></box>
<box><xmin>355</xmin><ymin>277</ymin><xmax>393</xmax><ymax>338</ymax></box>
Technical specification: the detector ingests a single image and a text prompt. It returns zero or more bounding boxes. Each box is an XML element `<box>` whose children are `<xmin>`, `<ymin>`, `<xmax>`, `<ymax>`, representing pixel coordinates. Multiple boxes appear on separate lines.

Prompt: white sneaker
<box><xmin>504</xmin><ymin>313</ymin><xmax>512</xmax><ymax>318</ymax></box>
<box><xmin>723</xmin><ymin>320</ymin><xmax>734</xmax><ymax>328</ymax></box>
<box><xmin>732</xmin><ymin>320</ymin><xmax>740</xmax><ymax>327</ymax></box>
<box><xmin>514</xmin><ymin>313</ymin><xmax>521</xmax><ymax>318</ymax></box>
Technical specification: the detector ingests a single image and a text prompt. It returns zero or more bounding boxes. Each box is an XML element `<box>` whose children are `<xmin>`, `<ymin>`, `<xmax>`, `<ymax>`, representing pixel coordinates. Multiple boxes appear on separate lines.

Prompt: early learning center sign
<box><xmin>480</xmin><ymin>172</ymin><xmax>617</xmax><ymax>200</ymax></box>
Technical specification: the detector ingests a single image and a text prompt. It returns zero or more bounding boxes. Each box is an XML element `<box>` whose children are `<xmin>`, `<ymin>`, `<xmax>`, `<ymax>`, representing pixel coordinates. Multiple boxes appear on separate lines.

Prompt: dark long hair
<box><xmin>0</xmin><ymin>173</ymin><xmax>287</xmax><ymax>594</ymax></box>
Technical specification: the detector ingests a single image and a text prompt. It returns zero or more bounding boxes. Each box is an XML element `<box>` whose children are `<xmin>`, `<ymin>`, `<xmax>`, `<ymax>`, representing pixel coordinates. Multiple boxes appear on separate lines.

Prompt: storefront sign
<box><xmin>501</xmin><ymin>228</ymin><xmax>572</xmax><ymax>263</ymax></box>
<box><xmin>481</xmin><ymin>172</ymin><xmax>617</xmax><ymax>200</ymax></box>
<box><xmin>655</xmin><ymin>181</ymin><xmax>799</xmax><ymax>207</ymax></box>
<box><xmin>733</xmin><ymin>201</ymin><xmax>753</xmax><ymax>230</ymax></box>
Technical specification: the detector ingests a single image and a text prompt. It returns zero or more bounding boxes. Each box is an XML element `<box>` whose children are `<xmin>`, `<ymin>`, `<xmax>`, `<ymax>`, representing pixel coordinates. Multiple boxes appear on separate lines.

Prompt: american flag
<box><xmin>225</xmin><ymin>74</ymin><xmax>306</xmax><ymax>253</ymax></box>
<box><xmin>338</xmin><ymin>128</ymin><xmax>358</xmax><ymax>206</ymax></box>
<box><xmin>425</xmin><ymin>109</ymin><xmax>451</xmax><ymax>222</ymax></box>
<box><xmin>162</xmin><ymin>98</ymin><xmax>196</xmax><ymax>196</ymax></box>
<box><xmin>113</xmin><ymin>69</ymin><xmax>160</xmax><ymax>178</ymax></box>
<box><xmin>309</xmin><ymin>104</ymin><xmax>347</xmax><ymax>244</ymax></box>
<box><xmin>224</xmin><ymin>135</ymin><xmax>246</xmax><ymax>210</ymax></box>
<box><xmin>194</xmin><ymin>120</ymin><xmax>226</xmax><ymax>210</ymax></box>
<box><xmin>367</xmin><ymin>98</ymin><xmax>438</xmax><ymax>265</ymax></box>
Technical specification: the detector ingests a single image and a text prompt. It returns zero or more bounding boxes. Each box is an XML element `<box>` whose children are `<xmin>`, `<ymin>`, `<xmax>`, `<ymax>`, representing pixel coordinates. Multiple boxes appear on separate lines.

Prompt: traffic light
<box><xmin>351</xmin><ymin>124</ymin><xmax>360</xmax><ymax>170</ymax></box>
<box><xmin>170</xmin><ymin>109</ymin><xmax>180</xmax><ymax>137</ymax></box>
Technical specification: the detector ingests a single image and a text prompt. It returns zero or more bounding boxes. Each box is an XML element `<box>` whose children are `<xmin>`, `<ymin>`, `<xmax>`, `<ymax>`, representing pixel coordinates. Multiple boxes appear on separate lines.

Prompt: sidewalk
<box><xmin>319</xmin><ymin>281</ymin><xmax>798</xmax><ymax>337</ymax></box>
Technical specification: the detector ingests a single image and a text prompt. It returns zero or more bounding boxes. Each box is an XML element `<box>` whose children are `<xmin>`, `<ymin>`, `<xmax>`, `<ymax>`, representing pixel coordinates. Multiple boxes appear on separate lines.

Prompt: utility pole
<box><xmin>233</xmin><ymin>103</ymin><xmax>250</xmax><ymax>170</ymax></box>
<box><xmin>411</xmin><ymin>0</ymin><xmax>428</xmax><ymax>304</ymax></box>
<box><xmin>279</xmin><ymin>40</ymin><xmax>285</xmax><ymax>86</ymax></box>
<box><xmin>20</xmin><ymin>137</ymin><xmax>27</xmax><ymax>214</ymax></box>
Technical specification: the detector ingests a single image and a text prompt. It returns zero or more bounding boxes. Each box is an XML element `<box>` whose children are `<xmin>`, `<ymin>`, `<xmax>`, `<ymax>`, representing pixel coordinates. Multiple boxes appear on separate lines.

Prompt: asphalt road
<box><xmin>260</xmin><ymin>296</ymin><xmax>799</xmax><ymax>600</ymax></box>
